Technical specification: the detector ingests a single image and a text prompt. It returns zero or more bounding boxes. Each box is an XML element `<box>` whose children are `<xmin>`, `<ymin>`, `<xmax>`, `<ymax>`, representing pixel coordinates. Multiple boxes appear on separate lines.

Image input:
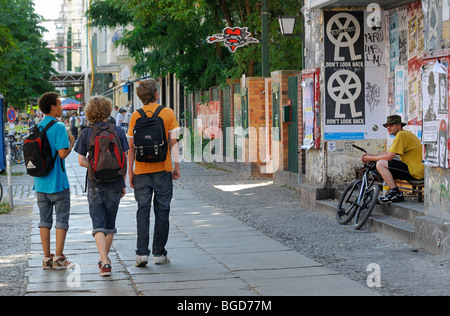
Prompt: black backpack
<box><xmin>24</xmin><ymin>120</ymin><xmax>59</xmax><ymax>177</ymax></box>
<box><xmin>133</xmin><ymin>106</ymin><xmax>168</xmax><ymax>163</ymax></box>
<box><xmin>87</xmin><ymin>123</ymin><xmax>127</xmax><ymax>184</ymax></box>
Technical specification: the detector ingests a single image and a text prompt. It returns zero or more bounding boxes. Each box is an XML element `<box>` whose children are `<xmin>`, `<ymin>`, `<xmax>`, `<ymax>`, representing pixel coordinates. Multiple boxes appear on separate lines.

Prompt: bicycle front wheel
<box><xmin>336</xmin><ymin>180</ymin><xmax>362</xmax><ymax>225</ymax></box>
<box><xmin>353</xmin><ymin>184</ymin><xmax>380</xmax><ymax>230</ymax></box>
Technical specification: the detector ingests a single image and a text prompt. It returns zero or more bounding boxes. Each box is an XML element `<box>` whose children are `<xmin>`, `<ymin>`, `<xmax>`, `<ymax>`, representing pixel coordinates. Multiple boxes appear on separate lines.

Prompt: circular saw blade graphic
<box><xmin>327</xmin><ymin>70</ymin><xmax>363</xmax><ymax>119</ymax></box>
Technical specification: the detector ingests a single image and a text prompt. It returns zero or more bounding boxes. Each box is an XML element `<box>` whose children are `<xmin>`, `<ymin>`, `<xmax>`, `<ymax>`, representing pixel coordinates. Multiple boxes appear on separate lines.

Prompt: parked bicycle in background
<box><xmin>6</xmin><ymin>131</ymin><xmax>26</xmax><ymax>165</ymax></box>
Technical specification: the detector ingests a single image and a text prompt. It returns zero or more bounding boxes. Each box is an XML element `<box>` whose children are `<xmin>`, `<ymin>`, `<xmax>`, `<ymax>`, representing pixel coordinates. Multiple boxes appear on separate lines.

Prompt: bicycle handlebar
<box><xmin>352</xmin><ymin>144</ymin><xmax>367</xmax><ymax>153</ymax></box>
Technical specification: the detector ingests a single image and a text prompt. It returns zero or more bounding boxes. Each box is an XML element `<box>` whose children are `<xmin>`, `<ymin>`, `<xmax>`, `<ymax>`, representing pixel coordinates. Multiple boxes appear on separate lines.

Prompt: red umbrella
<box><xmin>62</xmin><ymin>103</ymin><xmax>82</xmax><ymax>110</ymax></box>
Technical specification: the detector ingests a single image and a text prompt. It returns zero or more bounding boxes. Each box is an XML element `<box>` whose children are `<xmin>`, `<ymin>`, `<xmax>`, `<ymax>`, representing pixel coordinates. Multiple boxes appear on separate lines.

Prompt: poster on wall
<box><xmin>407</xmin><ymin>1</ymin><xmax>424</xmax><ymax>127</ymax></box>
<box><xmin>301</xmin><ymin>75</ymin><xmax>315</xmax><ymax>150</ymax></box>
<box><xmin>422</xmin><ymin>56</ymin><xmax>449</xmax><ymax>168</ymax></box>
<box><xmin>324</xmin><ymin>10</ymin><xmax>387</xmax><ymax>140</ymax></box>
<box><xmin>395</xmin><ymin>66</ymin><xmax>405</xmax><ymax>114</ymax></box>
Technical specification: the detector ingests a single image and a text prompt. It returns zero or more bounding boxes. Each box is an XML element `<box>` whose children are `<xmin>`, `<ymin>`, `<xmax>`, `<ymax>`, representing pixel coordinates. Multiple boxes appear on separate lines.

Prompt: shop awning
<box><xmin>62</xmin><ymin>103</ymin><xmax>82</xmax><ymax>110</ymax></box>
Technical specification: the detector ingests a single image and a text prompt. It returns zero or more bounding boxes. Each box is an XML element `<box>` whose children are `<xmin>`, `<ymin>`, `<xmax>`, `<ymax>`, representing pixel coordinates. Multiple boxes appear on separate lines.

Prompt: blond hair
<box><xmin>85</xmin><ymin>96</ymin><xmax>112</xmax><ymax>123</ymax></box>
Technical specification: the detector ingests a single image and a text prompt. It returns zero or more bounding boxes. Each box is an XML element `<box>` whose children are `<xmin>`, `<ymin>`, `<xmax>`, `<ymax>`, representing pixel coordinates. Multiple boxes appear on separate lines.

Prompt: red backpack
<box><xmin>87</xmin><ymin>123</ymin><xmax>127</xmax><ymax>184</ymax></box>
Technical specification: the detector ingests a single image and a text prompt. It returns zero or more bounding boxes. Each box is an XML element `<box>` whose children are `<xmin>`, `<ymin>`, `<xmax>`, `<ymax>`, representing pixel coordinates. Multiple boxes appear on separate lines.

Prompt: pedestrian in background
<box><xmin>34</xmin><ymin>92</ymin><xmax>75</xmax><ymax>270</ymax></box>
<box><xmin>127</xmin><ymin>78</ymin><xmax>180</xmax><ymax>267</ymax></box>
<box><xmin>75</xmin><ymin>96</ymin><xmax>129</xmax><ymax>277</ymax></box>
<box><xmin>69</xmin><ymin>112</ymin><xmax>80</xmax><ymax>141</ymax></box>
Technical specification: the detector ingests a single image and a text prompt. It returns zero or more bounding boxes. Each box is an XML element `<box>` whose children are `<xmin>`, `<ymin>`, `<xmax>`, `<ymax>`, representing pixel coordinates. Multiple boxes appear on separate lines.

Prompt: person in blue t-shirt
<box><xmin>34</xmin><ymin>92</ymin><xmax>75</xmax><ymax>270</ymax></box>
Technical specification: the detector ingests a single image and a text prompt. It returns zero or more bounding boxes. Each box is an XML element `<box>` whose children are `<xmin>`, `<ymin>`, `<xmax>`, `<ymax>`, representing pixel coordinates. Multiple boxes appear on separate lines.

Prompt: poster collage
<box><xmin>323</xmin><ymin>0</ymin><xmax>449</xmax><ymax>169</ymax></box>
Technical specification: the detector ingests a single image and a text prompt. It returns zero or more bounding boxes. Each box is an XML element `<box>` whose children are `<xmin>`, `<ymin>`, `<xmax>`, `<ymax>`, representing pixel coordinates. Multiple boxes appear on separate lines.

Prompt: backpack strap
<box><xmin>137</xmin><ymin>108</ymin><xmax>147</xmax><ymax>119</ymax></box>
<box><xmin>153</xmin><ymin>106</ymin><xmax>165</xmax><ymax>117</ymax></box>
<box><xmin>137</xmin><ymin>106</ymin><xmax>165</xmax><ymax>118</ymax></box>
<box><xmin>38</xmin><ymin>120</ymin><xmax>58</xmax><ymax>135</ymax></box>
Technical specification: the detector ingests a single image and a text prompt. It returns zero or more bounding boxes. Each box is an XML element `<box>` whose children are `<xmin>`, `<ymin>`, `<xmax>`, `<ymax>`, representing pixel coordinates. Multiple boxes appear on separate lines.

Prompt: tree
<box><xmin>0</xmin><ymin>0</ymin><xmax>57</xmax><ymax>108</ymax></box>
<box><xmin>87</xmin><ymin>0</ymin><xmax>303</xmax><ymax>91</ymax></box>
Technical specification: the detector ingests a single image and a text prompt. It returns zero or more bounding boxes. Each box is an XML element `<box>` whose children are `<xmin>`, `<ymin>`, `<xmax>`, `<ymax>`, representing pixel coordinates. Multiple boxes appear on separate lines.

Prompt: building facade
<box><xmin>302</xmin><ymin>0</ymin><xmax>450</xmax><ymax>256</ymax></box>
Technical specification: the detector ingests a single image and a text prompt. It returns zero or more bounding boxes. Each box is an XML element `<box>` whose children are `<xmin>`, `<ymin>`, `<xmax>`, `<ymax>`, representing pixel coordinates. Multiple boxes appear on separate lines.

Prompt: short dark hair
<box><xmin>39</xmin><ymin>92</ymin><xmax>59</xmax><ymax>114</ymax></box>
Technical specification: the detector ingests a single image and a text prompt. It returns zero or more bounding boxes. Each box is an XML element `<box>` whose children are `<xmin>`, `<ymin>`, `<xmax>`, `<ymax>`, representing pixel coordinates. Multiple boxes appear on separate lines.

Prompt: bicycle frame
<box><xmin>355</xmin><ymin>164</ymin><xmax>378</xmax><ymax>207</ymax></box>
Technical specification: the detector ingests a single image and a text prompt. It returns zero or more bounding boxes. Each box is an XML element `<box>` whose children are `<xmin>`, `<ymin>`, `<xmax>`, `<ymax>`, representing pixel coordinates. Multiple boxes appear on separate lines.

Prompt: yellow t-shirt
<box><xmin>388</xmin><ymin>130</ymin><xmax>424</xmax><ymax>180</ymax></box>
<box><xmin>127</xmin><ymin>104</ymin><xmax>180</xmax><ymax>175</ymax></box>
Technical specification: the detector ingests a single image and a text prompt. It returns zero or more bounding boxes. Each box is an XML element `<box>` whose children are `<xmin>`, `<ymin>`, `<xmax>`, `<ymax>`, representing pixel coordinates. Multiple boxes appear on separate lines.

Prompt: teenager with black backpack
<box><xmin>74</xmin><ymin>96</ymin><xmax>129</xmax><ymax>277</ymax></box>
<box><xmin>127</xmin><ymin>78</ymin><xmax>180</xmax><ymax>268</ymax></box>
<box><xmin>30</xmin><ymin>92</ymin><xmax>75</xmax><ymax>270</ymax></box>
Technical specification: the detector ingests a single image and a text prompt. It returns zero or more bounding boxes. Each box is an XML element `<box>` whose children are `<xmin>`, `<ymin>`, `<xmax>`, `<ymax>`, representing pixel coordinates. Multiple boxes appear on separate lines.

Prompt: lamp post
<box><xmin>261</xmin><ymin>0</ymin><xmax>269</xmax><ymax>77</ymax></box>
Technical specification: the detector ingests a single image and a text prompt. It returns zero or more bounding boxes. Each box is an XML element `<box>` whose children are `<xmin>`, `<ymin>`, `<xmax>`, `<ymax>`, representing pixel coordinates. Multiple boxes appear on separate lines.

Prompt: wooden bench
<box><xmin>396</xmin><ymin>179</ymin><xmax>425</xmax><ymax>203</ymax></box>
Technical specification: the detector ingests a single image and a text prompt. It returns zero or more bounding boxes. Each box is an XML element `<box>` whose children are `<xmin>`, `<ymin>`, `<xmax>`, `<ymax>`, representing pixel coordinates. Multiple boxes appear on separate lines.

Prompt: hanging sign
<box><xmin>207</xmin><ymin>27</ymin><xmax>259</xmax><ymax>53</ymax></box>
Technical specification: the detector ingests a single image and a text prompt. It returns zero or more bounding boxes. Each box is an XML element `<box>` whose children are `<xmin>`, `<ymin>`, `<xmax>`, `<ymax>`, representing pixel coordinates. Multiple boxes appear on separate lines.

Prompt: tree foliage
<box><xmin>88</xmin><ymin>0</ymin><xmax>303</xmax><ymax>91</ymax></box>
<box><xmin>0</xmin><ymin>0</ymin><xmax>57</xmax><ymax>108</ymax></box>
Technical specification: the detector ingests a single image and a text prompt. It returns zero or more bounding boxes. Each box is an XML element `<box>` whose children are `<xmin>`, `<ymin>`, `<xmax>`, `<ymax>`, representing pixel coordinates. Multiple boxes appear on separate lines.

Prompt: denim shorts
<box><xmin>37</xmin><ymin>189</ymin><xmax>71</xmax><ymax>231</ymax></box>
<box><xmin>88</xmin><ymin>188</ymin><xmax>122</xmax><ymax>236</ymax></box>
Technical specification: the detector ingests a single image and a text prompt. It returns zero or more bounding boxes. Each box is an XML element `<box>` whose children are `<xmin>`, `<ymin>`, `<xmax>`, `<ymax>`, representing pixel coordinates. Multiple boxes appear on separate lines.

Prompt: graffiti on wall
<box><xmin>196</xmin><ymin>101</ymin><xmax>220</xmax><ymax>139</ymax></box>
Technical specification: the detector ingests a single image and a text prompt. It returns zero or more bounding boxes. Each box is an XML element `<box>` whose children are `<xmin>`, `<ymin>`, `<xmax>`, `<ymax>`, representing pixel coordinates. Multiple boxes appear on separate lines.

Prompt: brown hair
<box><xmin>136</xmin><ymin>78</ymin><xmax>158</xmax><ymax>105</ymax></box>
<box><xmin>85</xmin><ymin>96</ymin><xmax>112</xmax><ymax>123</ymax></box>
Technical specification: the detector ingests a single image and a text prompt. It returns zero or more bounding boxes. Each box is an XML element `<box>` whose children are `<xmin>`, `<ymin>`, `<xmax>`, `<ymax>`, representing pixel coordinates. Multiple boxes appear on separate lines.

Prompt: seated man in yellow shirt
<box><xmin>361</xmin><ymin>115</ymin><xmax>424</xmax><ymax>203</ymax></box>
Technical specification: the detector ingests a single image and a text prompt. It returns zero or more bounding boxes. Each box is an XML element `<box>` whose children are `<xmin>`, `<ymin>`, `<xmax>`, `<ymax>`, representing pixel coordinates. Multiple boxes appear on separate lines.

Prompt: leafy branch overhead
<box><xmin>87</xmin><ymin>0</ymin><xmax>303</xmax><ymax>92</ymax></box>
<box><xmin>0</xmin><ymin>0</ymin><xmax>58</xmax><ymax>108</ymax></box>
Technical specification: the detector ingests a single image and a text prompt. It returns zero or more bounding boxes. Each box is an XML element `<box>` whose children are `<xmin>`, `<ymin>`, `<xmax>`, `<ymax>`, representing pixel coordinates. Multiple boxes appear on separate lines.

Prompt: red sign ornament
<box><xmin>207</xmin><ymin>27</ymin><xmax>259</xmax><ymax>53</ymax></box>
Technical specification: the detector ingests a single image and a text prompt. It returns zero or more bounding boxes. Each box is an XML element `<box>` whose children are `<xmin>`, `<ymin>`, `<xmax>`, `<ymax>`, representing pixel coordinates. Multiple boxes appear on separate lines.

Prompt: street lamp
<box><xmin>278</xmin><ymin>16</ymin><xmax>297</xmax><ymax>36</ymax></box>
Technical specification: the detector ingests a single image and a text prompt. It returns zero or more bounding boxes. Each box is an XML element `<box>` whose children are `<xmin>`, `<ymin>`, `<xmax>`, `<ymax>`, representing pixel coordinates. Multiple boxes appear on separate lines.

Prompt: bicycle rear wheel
<box><xmin>353</xmin><ymin>184</ymin><xmax>380</xmax><ymax>230</ymax></box>
<box><xmin>336</xmin><ymin>180</ymin><xmax>362</xmax><ymax>225</ymax></box>
<box><xmin>0</xmin><ymin>182</ymin><xmax>3</xmax><ymax>202</ymax></box>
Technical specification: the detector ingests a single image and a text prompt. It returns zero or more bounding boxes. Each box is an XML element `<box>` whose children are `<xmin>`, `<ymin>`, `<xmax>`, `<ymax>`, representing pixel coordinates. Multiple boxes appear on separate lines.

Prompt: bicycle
<box><xmin>336</xmin><ymin>145</ymin><xmax>381</xmax><ymax>230</ymax></box>
<box><xmin>6</xmin><ymin>131</ymin><xmax>25</xmax><ymax>165</ymax></box>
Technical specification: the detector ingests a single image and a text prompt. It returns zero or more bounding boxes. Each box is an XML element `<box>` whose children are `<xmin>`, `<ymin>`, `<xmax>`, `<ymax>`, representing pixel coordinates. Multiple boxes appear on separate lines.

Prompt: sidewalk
<box><xmin>24</xmin><ymin>153</ymin><xmax>379</xmax><ymax>296</ymax></box>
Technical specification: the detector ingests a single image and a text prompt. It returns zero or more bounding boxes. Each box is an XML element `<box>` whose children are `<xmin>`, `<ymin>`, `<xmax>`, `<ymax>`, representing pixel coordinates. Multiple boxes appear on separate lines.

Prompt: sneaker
<box><xmin>135</xmin><ymin>255</ymin><xmax>149</xmax><ymax>267</ymax></box>
<box><xmin>153</xmin><ymin>255</ymin><xmax>170</xmax><ymax>265</ymax></box>
<box><xmin>381</xmin><ymin>190</ymin><xmax>404</xmax><ymax>204</ymax></box>
<box><xmin>43</xmin><ymin>254</ymin><xmax>54</xmax><ymax>270</ymax></box>
<box><xmin>99</xmin><ymin>264</ymin><xmax>112</xmax><ymax>277</ymax></box>
<box><xmin>52</xmin><ymin>254</ymin><xmax>74</xmax><ymax>270</ymax></box>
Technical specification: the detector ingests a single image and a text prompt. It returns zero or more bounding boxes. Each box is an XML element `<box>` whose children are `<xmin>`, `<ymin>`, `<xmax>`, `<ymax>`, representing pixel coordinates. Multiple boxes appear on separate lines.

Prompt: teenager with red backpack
<box><xmin>74</xmin><ymin>96</ymin><xmax>129</xmax><ymax>277</ymax></box>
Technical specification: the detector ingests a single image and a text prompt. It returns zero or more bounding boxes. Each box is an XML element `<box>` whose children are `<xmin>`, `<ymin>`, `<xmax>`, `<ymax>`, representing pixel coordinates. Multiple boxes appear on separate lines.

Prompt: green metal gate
<box><xmin>288</xmin><ymin>76</ymin><xmax>299</xmax><ymax>174</ymax></box>
<box><xmin>222</xmin><ymin>85</ymin><xmax>231</xmax><ymax>157</ymax></box>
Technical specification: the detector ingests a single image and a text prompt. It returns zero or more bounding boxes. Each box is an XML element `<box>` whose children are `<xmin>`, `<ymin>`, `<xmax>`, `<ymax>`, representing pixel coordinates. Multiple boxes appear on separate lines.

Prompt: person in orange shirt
<box><xmin>127</xmin><ymin>78</ymin><xmax>180</xmax><ymax>267</ymax></box>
